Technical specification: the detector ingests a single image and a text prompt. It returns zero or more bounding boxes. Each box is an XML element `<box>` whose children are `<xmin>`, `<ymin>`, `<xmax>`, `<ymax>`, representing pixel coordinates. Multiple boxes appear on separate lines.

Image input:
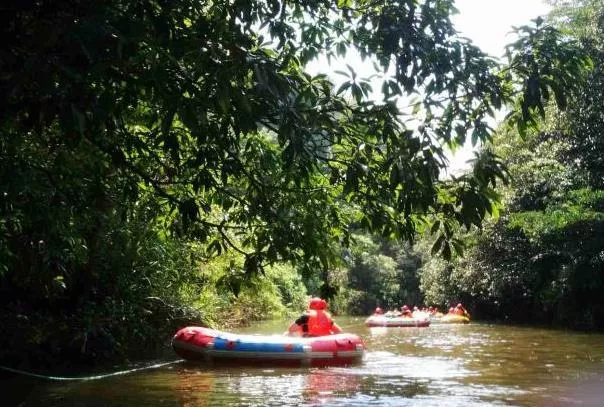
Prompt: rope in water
<box><xmin>0</xmin><ymin>359</ymin><xmax>184</xmax><ymax>381</ymax></box>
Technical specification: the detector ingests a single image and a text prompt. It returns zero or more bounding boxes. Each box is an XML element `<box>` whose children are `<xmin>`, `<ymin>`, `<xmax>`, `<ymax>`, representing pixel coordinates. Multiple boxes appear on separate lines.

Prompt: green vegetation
<box><xmin>327</xmin><ymin>234</ymin><xmax>422</xmax><ymax>314</ymax></box>
<box><xmin>0</xmin><ymin>0</ymin><xmax>598</xmax><ymax>367</ymax></box>
<box><xmin>417</xmin><ymin>0</ymin><xmax>604</xmax><ymax>329</ymax></box>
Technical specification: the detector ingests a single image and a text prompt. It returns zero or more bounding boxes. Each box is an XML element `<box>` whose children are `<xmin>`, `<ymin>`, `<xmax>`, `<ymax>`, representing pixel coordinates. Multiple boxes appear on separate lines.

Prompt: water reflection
<box><xmin>227</xmin><ymin>371</ymin><xmax>307</xmax><ymax>405</ymax></box>
<box><xmin>172</xmin><ymin>365</ymin><xmax>362</xmax><ymax>407</ymax></box>
<box><xmin>303</xmin><ymin>369</ymin><xmax>360</xmax><ymax>404</ymax></box>
<box><xmin>175</xmin><ymin>369</ymin><xmax>215</xmax><ymax>407</ymax></box>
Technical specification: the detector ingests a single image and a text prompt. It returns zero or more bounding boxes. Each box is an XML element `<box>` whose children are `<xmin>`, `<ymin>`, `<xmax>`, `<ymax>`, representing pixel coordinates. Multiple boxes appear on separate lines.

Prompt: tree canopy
<box><xmin>1</xmin><ymin>0</ymin><xmax>590</xmax><ymax>286</ymax></box>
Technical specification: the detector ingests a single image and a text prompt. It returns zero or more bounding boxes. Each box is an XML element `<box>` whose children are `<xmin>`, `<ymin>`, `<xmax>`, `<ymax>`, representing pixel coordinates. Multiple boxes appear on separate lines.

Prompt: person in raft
<box><xmin>453</xmin><ymin>303</ymin><xmax>470</xmax><ymax>318</ymax></box>
<box><xmin>285</xmin><ymin>297</ymin><xmax>343</xmax><ymax>337</ymax></box>
<box><xmin>400</xmin><ymin>305</ymin><xmax>412</xmax><ymax>317</ymax></box>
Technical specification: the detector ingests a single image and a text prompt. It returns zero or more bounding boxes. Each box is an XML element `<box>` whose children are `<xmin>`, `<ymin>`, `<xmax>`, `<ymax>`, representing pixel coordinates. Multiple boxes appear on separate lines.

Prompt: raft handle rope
<box><xmin>0</xmin><ymin>359</ymin><xmax>184</xmax><ymax>381</ymax></box>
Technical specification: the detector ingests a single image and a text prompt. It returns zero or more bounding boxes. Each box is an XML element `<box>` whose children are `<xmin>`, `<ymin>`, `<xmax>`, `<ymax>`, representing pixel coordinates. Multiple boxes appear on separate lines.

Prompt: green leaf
<box><xmin>336</xmin><ymin>82</ymin><xmax>352</xmax><ymax>95</ymax></box>
<box><xmin>207</xmin><ymin>239</ymin><xmax>223</xmax><ymax>256</ymax></box>
<box><xmin>430</xmin><ymin>220</ymin><xmax>441</xmax><ymax>235</ymax></box>
<box><xmin>442</xmin><ymin>242</ymin><xmax>452</xmax><ymax>261</ymax></box>
<box><xmin>451</xmin><ymin>239</ymin><xmax>464</xmax><ymax>257</ymax></box>
<box><xmin>431</xmin><ymin>234</ymin><xmax>445</xmax><ymax>256</ymax></box>
<box><xmin>471</xmin><ymin>122</ymin><xmax>489</xmax><ymax>146</ymax></box>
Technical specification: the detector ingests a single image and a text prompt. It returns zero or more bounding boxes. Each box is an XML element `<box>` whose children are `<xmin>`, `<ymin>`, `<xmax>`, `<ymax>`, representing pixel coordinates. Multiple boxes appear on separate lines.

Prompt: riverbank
<box><xmin>0</xmin><ymin>296</ymin><xmax>303</xmax><ymax>373</ymax></box>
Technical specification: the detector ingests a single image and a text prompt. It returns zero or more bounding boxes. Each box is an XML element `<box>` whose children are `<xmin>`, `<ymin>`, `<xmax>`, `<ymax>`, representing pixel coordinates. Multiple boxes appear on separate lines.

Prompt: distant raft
<box><xmin>439</xmin><ymin>314</ymin><xmax>471</xmax><ymax>324</ymax></box>
<box><xmin>365</xmin><ymin>315</ymin><xmax>430</xmax><ymax>328</ymax></box>
<box><xmin>172</xmin><ymin>326</ymin><xmax>365</xmax><ymax>367</ymax></box>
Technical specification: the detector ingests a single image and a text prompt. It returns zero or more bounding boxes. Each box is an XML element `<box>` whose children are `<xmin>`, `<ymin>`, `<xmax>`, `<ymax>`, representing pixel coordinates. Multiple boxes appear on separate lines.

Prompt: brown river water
<box><xmin>4</xmin><ymin>317</ymin><xmax>604</xmax><ymax>406</ymax></box>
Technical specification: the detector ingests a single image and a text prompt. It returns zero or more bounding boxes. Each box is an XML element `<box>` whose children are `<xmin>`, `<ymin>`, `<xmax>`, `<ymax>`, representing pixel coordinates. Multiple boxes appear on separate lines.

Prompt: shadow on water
<box><xmin>4</xmin><ymin>317</ymin><xmax>604</xmax><ymax>406</ymax></box>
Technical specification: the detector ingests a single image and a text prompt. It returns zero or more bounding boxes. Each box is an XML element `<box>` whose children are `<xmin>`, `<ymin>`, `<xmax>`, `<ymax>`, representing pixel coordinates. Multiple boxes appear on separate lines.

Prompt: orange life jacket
<box><xmin>307</xmin><ymin>309</ymin><xmax>334</xmax><ymax>336</ymax></box>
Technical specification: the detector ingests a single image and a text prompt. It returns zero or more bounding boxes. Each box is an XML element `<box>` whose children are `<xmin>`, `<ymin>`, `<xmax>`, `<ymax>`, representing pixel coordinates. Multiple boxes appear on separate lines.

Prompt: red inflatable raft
<box><xmin>172</xmin><ymin>326</ymin><xmax>365</xmax><ymax>367</ymax></box>
<box><xmin>365</xmin><ymin>315</ymin><xmax>430</xmax><ymax>327</ymax></box>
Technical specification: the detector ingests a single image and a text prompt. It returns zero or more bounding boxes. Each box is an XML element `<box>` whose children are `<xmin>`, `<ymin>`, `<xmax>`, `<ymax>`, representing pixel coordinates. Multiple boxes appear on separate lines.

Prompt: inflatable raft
<box><xmin>365</xmin><ymin>315</ymin><xmax>430</xmax><ymax>328</ymax></box>
<box><xmin>172</xmin><ymin>326</ymin><xmax>365</xmax><ymax>367</ymax></box>
<box><xmin>439</xmin><ymin>314</ymin><xmax>470</xmax><ymax>324</ymax></box>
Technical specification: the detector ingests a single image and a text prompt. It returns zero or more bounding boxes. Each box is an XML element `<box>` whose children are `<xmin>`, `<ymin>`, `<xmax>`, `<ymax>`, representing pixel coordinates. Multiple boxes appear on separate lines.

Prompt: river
<box><xmin>4</xmin><ymin>317</ymin><xmax>604</xmax><ymax>406</ymax></box>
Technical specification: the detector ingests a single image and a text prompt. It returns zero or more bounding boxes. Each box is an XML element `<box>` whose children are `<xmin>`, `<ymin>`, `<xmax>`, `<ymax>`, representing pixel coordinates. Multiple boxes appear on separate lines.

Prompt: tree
<box><xmin>551</xmin><ymin>0</ymin><xmax>604</xmax><ymax>188</ymax></box>
<box><xmin>1</xmin><ymin>0</ymin><xmax>589</xmax><ymax>291</ymax></box>
<box><xmin>415</xmin><ymin>0</ymin><xmax>604</xmax><ymax>327</ymax></box>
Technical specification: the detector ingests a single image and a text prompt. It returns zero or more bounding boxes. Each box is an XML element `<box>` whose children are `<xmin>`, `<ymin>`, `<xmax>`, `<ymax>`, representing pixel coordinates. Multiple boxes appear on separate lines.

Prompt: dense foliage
<box><xmin>0</xmin><ymin>0</ymin><xmax>593</xmax><ymax>365</ymax></box>
<box><xmin>1</xmin><ymin>0</ymin><xmax>588</xmax><ymax>272</ymax></box>
<box><xmin>418</xmin><ymin>0</ymin><xmax>604</xmax><ymax>329</ymax></box>
<box><xmin>329</xmin><ymin>233</ymin><xmax>422</xmax><ymax>314</ymax></box>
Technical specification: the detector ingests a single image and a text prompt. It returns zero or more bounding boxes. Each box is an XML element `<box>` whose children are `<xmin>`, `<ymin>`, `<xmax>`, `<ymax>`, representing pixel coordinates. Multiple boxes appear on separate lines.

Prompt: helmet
<box><xmin>401</xmin><ymin>305</ymin><xmax>409</xmax><ymax>310</ymax></box>
<box><xmin>309</xmin><ymin>297</ymin><xmax>327</xmax><ymax>310</ymax></box>
<box><xmin>413</xmin><ymin>306</ymin><xmax>419</xmax><ymax>311</ymax></box>
<box><xmin>375</xmin><ymin>307</ymin><xmax>383</xmax><ymax>314</ymax></box>
<box><xmin>456</xmin><ymin>303</ymin><xmax>463</xmax><ymax>308</ymax></box>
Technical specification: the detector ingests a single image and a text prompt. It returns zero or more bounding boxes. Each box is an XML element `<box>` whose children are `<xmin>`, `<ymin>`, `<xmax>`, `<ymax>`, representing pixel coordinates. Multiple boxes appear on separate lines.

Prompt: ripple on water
<box><xmin>360</xmin><ymin>352</ymin><xmax>473</xmax><ymax>380</ymax></box>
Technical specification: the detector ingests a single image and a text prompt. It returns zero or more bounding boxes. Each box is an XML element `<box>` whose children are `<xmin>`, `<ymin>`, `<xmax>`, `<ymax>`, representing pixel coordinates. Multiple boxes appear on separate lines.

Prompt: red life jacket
<box><xmin>307</xmin><ymin>309</ymin><xmax>334</xmax><ymax>336</ymax></box>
